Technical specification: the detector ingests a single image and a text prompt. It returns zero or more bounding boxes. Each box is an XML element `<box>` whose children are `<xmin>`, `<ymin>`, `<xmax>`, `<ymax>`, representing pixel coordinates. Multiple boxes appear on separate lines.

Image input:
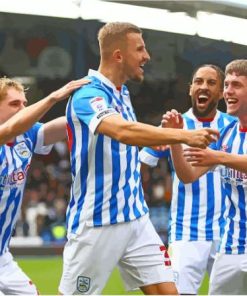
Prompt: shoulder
<box><xmin>74</xmin><ymin>76</ymin><xmax>107</xmax><ymax>97</ymax></box>
<box><xmin>219</xmin><ymin>111</ymin><xmax>236</xmax><ymax>122</ymax></box>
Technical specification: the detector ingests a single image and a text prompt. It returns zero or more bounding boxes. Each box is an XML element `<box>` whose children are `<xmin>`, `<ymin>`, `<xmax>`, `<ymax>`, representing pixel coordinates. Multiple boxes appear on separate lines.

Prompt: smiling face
<box><xmin>121</xmin><ymin>32</ymin><xmax>150</xmax><ymax>83</ymax></box>
<box><xmin>224</xmin><ymin>72</ymin><xmax>247</xmax><ymax>119</ymax></box>
<box><xmin>189</xmin><ymin>66</ymin><xmax>223</xmax><ymax>118</ymax></box>
<box><xmin>0</xmin><ymin>87</ymin><xmax>27</xmax><ymax>124</ymax></box>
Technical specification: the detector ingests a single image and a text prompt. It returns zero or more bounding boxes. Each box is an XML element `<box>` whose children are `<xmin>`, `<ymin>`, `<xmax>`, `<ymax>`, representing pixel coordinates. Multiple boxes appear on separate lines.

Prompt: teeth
<box><xmin>227</xmin><ymin>99</ymin><xmax>238</xmax><ymax>104</ymax></box>
<box><xmin>199</xmin><ymin>95</ymin><xmax>208</xmax><ymax>99</ymax></box>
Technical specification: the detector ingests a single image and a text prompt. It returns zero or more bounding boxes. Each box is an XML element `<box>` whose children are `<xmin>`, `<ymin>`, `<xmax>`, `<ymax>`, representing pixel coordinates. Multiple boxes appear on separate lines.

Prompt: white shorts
<box><xmin>209</xmin><ymin>252</ymin><xmax>247</xmax><ymax>295</ymax></box>
<box><xmin>0</xmin><ymin>251</ymin><xmax>38</xmax><ymax>295</ymax></box>
<box><xmin>168</xmin><ymin>240</ymin><xmax>219</xmax><ymax>294</ymax></box>
<box><xmin>59</xmin><ymin>214</ymin><xmax>174</xmax><ymax>295</ymax></box>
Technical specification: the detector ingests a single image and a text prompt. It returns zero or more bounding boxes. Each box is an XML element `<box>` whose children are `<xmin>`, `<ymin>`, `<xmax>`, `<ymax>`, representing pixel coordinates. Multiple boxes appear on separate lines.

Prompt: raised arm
<box><xmin>0</xmin><ymin>78</ymin><xmax>89</xmax><ymax>146</ymax></box>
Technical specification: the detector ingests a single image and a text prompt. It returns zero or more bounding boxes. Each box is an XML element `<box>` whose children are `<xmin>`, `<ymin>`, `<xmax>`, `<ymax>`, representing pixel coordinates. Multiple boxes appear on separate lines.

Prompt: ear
<box><xmin>112</xmin><ymin>49</ymin><xmax>123</xmax><ymax>63</ymax></box>
<box><xmin>189</xmin><ymin>84</ymin><xmax>192</xmax><ymax>96</ymax></box>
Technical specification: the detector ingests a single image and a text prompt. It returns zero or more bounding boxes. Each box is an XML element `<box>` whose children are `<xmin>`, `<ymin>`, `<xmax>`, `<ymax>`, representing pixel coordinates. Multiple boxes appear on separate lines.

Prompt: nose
<box><xmin>19</xmin><ymin>104</ymin><xmax>26</xmax><ymax>110</ymax></box>
<box><xmin>224</xmin><ymin>84</ymin><xmax>233</xmax><ymax>95</ymax></box>
<box><xmin>200</xmin><ymin>80</ymin><xmax>209</xmax><ymax>89</ymax></box>
<box><xmin>144</xmin><ymin>49</ymin><xmax>151</xmax><ymax>62</ymax></box>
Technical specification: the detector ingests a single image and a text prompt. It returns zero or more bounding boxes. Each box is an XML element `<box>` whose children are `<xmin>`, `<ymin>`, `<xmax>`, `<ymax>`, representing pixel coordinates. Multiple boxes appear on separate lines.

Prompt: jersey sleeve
<box><xmin>28</xmin><ymin>123</ymin><xmax>53</xmax><ymax>155</ymax></box>
<box><xmin>139</xmin><ymin>147</ymin><xmax>169</xmax><ymax>167</ymax></box>
<box><xmin>72</xmin><ymin>87</ymin><xmax>117</xmax><ymax>134</ymax></box>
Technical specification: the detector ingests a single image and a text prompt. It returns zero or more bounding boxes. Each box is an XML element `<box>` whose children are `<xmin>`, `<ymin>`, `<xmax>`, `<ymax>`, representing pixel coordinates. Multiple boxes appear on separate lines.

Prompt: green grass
<box><xmin>17</xmin><ymin>257</ymin><xmax>208</xmax><ymax>295</ymax></box>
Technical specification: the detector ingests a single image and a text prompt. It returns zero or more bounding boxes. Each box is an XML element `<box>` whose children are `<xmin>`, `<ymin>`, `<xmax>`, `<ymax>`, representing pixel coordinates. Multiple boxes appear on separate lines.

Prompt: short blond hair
<box><xmin>0</xmin><ymin>77</ymin><xmax>24</xmax><ymax>102</ymax></box>
<box><xmin>225</xmin><ymin>59</ymin><xmax>247</xmax><ymax>76</ymax></box>
<box><xmin>98</xmin><ymin>22</ymin><xmax>142</xmax><ymax>59</ymax></box>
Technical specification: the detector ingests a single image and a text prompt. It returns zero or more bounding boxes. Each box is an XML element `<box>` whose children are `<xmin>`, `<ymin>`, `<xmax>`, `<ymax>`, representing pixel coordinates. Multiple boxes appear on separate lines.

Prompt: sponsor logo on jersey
<box><xmin>221</xmin><ymin>144</ymin><xmax>229</xmax><ymax>152</ymax></box>
<box><xmin>0</xmin><ymin>164</ymin><xmax>30</xmax><ymax>188</ymax></box>
<box><xmin>77</xmin><ymin>276</ymin><xmax>90</xmax><ymax>293</ymax></box>
<box><xmin>90</xmin><ymin>96</ymin><xmax>107</xmax><ymax>113</ymax></box>
<box><xmin>14</xmin><ymin>142</ymin><xmax>31</xmax><ymax>159</ymax></box>
<box><xmin>221</xmin><ymin>166</ymin><xmax>247</xmax><ymax>186</ymax></box>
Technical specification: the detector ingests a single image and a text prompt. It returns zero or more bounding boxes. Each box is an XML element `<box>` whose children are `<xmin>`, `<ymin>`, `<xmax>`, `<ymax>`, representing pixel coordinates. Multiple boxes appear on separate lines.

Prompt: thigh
<box><xmin>119</xmin><ymin>215</ymin><xmax>175</xmax><ymax>292</ymax></box>
<box><xmin>169</xmin><ymin>240</ymin><xmax>212</xmax><ymax>294</ymax></box>
<box><xmin>59</xmin><ymin>222</ymin><xmax>130</xmax><ymax>295</ymax></box>
<box><xmin>209</xmin><ymin>253</ymin><xmax>247</xmax><ymax>295</ymax></box>
<box><xmin>0</xmin><ymin>260</ymin><xmax>38</xmax><ymax>295</ymax></box>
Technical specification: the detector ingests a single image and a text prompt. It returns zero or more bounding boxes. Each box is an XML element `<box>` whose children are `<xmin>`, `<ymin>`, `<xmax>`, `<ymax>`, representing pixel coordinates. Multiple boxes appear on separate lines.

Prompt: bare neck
<box><xmin>239</xmin><ymin>114</ymin><xmax>247</xmax><ymax>129</ymax></box>
<box><xmin>98</xmin><ymin>63</ymin><xmax>126</xmax><ymax>88</ymax></box>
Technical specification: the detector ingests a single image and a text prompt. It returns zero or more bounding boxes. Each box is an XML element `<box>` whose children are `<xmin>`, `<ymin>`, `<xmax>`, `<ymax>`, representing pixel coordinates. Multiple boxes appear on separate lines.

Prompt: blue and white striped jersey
<box><xmin>213</xmin><ymin>120</ymin><xmax>247</xmax><ymax>254</ymax></box>
<box><xmin>0</xmin><ymin>123</ymin><xmax>52</xmax><ymax>255</ymax></box>
<box><xmin>140</xmin><ymin>109</ymin><xmax>235</xmax><ymax>242</ymax></box>
<box><xmin>66</xmin><ymin>69</ymin><xmax>148</xmax><ymax>234</ymax></box>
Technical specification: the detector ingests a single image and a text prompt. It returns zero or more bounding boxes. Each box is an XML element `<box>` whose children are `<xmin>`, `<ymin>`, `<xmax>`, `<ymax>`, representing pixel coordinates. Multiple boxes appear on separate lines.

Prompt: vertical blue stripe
<box><xmin>175</xmin><ymin>182</ymin><xmax>185</xmax><ymax>240</ymax></box>
<box><xmin>71</xmin><ymin>123</ymin><xmax>89</xmax><ymax>233</ymax></box>
<box><xmin>132</xmin><ymin>148</ymin><xmax>141</xmax><ymax>218</ymax></box>
<box><xmin>217</xmin><ymin>113</ymin><xmax>225</xmax><ymax>129</ymax></box>
<box><xmin>93</xmin><ymin>134</ymin><xmax>104</xmax><ymax>226</ymax></box>
<box><xmin>225</xmin><ymin>183</ymin><xmax>234</xmax><ymax>254</ymax></box>
<box><xmin>2</xmin><ymin>191</ymin><xmax>21</xmax><ymax>252</ymax></box>
<box><xmin>110</xmin><ymin>139</ymin><xmax>120</xmax><ymax>224</ymax></box>
<box><xmin>237</xmin><ymin>185</ymin><xmax>246</xmax><ymax>254</ymax></box>
<box><xmin>122</xmin><ymin>146</ymin><xmax>132</xmax><ymax>221</ymax></box>
<box><xmin>0</xmin><ymin>187</ymin><xmax>17</xmax><ymax>254</ymax></box>
<box><xmin>219</xmin><ymin>183</ymin><xmax>227</xmax><ymax>238</ymax></box>
<box><xmin>205</xmin><ymin>172</ymin><xmax>214</xmax><ymax>240</ymax></box>
<box><xmin>190</xmin><ymin>181</ymin><xmax>200</xmax><ymax>240</ymax></box>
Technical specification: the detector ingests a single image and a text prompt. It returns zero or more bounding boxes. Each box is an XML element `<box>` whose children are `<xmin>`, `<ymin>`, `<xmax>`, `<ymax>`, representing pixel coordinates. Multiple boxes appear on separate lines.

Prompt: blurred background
<box><xmin>1</xmin><ymin>0</ymin><xmax>246</xmax><ymax>260</ymax></box>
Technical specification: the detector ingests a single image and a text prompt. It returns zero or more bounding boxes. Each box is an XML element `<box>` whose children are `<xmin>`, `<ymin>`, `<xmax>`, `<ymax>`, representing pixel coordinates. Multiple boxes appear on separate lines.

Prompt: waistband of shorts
<box><xmin>0</xmin><ymin>251</ymin><xmax>13</xmax><ymax>266</ymax></box>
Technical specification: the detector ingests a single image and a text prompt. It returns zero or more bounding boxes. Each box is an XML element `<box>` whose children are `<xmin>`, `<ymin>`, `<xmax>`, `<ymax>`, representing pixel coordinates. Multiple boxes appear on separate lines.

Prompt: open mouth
<box><xmin>227</xmin><ymin>98</ymin><xmax>238</xmax><ymax>105</ymax></box>
<box><xmin>198</xmin><ymin>95</ymin><xmax>209</xmax><ymax>104</ymax></box>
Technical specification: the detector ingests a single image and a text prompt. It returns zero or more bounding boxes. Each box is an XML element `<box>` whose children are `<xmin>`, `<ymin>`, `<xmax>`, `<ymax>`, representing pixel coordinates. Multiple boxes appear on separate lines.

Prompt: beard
<box><xmin>192</xmin><ymin>100</ymin><xmax>218</xmax><ymax>118</ymax></box>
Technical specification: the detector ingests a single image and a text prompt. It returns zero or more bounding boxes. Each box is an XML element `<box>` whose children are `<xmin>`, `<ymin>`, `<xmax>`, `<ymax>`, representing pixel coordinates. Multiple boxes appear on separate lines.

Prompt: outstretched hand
<box><xmin>161</xmin><ymin>109</ymin><xmax>183</xmax><ymax>129</ymax></box>
<box><xmin>49</xmin><ymin>78</ymin><xmax>91</xmax><ymax>103</ymax></box>
<box><xmin>186</xmin><ymin>128</ymin><xmax>219</xmax><ymax>149</ymax></box>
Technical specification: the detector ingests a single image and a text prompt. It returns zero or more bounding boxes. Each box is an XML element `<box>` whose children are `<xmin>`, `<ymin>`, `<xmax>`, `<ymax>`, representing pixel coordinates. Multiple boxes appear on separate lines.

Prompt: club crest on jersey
<box><xmin>90</xmin><ymin>96</ymin><xmax>107</xmax><ymax>113</ymax></box>
<box><xmin>221</xmin><ymin>144</ymin><xmax>229</xmax><ymax>152</ymax></box>
<box><xmin>14</xmin><ymin>142</ymin><xmax>31</xmax><ymax>159</ymax></box>
<box><xmin>77</xmin><ymin>276</ymin><xmax>90</xmax><ymax>293</ymax></box>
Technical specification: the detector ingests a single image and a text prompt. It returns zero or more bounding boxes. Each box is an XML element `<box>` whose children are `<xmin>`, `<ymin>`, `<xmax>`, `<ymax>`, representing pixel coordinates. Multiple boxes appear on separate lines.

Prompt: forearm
<box><xmin>100</xmin><ymin>118</ymin><xmax>191</xmax><ymax>146</ymax></box>
<box><xmin>170</xmin><ymin>144</ymin><xmax>207</xmax><ymax>183</ymax></box>
<box><xmin>0</xmin><ymin>95</ymin><xmax>57</xmax><ymax>145</ymax></box>
<box><xmin>217</xmin><ymin>151</ymin><xmax>247</xmax><ymax>174</ymax></box>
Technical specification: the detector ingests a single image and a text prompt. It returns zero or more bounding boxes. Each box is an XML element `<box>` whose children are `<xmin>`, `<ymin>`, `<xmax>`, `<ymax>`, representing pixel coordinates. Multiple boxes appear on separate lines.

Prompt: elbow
<box><xmin>114</xmin><ymin>130</ymin><xmax>131</xmax><ymax>144</ymax></box>
<box><xmin>176</xmin><ymin>172</ymin><xmax>196</xmax><ymax>184</ymax></box>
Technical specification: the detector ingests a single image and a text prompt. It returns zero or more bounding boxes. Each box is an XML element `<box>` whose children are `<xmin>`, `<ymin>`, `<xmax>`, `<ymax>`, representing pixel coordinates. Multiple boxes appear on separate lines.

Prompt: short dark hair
<box><xmin>191</xmin><ymin>64</ymin><xmax>225</xmax><ymax>90</ymax></box>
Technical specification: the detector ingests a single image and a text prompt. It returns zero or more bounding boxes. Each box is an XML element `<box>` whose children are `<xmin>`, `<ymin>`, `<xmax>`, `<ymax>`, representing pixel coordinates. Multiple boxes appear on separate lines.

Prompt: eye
<box><xmin>10</xmin><ymin>102</ymin><xmax>20</xmax><ymax>107</ymax></box>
